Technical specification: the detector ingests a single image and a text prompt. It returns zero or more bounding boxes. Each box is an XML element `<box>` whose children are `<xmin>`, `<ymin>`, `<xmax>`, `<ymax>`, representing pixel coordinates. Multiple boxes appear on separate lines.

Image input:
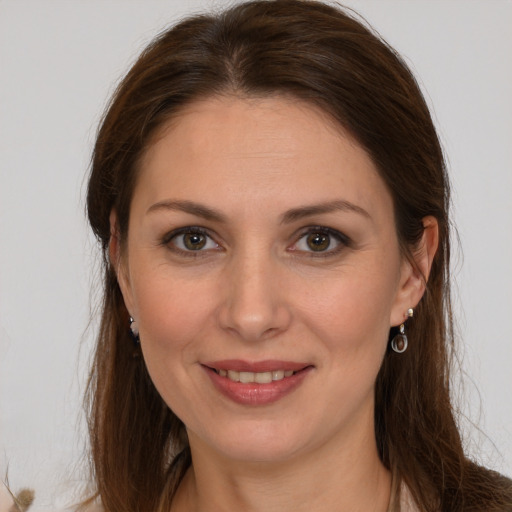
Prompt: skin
<box><xmin>111</xmin><ymin>96</ymin><xmax>438</xmax><ymax>512</ymax></box>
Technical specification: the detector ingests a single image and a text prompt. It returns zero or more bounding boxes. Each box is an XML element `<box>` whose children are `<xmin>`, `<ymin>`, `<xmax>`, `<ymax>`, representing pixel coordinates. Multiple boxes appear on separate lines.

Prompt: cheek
<box><xmin>131</xmin><ymin>271</ymin><xmax>221</xmax><ymax>415</ymax></box>
<box><xmin>296</xmin><ymin>260</ymin><xmax>399</xmax><ymax>360</ymax></box>
<box><xmin>132</xmin><ymin>270</ymin><xmax>218</xmax><ymax>363</ymax></box>
<box><xmin>296</xmin><ymin>265</ymin><xmax>398</xmax><ymax>418</ymax></box>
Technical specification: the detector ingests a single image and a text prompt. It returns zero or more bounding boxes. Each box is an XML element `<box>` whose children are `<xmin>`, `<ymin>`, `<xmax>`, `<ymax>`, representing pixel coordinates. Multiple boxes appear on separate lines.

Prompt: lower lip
<box><xmin>203</xmin><ymin>366</ymin><xmax>312</xmax><ymax>406</ymax></box>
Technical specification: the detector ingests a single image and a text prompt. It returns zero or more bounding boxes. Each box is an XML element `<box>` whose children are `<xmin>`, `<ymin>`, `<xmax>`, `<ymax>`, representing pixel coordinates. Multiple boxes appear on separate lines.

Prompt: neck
<box><xmin>171</xmin><ymin>414</ymin><xmax>391</xmax><ymax>512</ymax></box>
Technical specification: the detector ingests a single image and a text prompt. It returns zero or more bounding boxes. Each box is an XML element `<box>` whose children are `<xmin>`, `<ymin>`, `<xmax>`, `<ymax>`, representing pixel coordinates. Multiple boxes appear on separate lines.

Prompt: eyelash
<box><xmin>162</xmin><ymin>225</ymin><xmax>350</xmax><ymax>258</ymax></box>
<box><xmin>162</xmin><ymin>226</ymin><xmax>219</xmax><ymax>258</ymax></box>
<box><xmin>290</xmin><ymin>226</ymin><xmax>350</xmax><ymax>258</ymax></box>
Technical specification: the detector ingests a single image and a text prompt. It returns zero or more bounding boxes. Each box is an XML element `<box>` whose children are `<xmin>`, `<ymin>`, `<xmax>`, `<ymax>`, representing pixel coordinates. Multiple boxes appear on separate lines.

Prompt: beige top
<box><xmin>399</xmin><ymin>485</ymin><xmax>421</xmax><ymax>512</ymax></box>
<box><xmin>0</xmin><ymin>484</ymin><xmax>16</xmax><ymax>512</ymax></box>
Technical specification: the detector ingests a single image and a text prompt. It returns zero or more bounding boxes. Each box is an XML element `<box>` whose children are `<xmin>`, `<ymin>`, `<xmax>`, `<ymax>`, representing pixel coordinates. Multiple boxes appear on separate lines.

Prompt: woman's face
<box><xmin>116</xmin><ymin>96</ymin><xmax>419</xmax><ymax>463</ymax></box>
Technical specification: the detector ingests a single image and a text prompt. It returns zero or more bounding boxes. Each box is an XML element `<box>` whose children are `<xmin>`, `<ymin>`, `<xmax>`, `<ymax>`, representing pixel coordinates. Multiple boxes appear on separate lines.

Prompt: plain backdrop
<box><xmin>1</xmin><ymin>1</ymin><xmax>511</xmax><ymax>509</ymax></box>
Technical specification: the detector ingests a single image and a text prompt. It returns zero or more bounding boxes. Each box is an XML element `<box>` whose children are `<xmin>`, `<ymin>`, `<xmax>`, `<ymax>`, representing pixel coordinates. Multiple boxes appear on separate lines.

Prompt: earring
<box><xmin>130</xmin><ymin>316</ymin><xmax>140</xmax><ymax>343</ymax></box>
<box><xmin>391</xmin><ymin>308</ymin><xmax>413</xmax><ymax>354</ymax></box>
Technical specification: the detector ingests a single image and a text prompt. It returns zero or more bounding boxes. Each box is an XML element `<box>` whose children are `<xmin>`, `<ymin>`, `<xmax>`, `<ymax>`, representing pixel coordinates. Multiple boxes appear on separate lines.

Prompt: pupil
<box><xmin>184</xmin><ymin>233</ymin><xmax>206</xmax><ymax>250</ymax></box>
<box><xmin>307</xmin><ymin>233</ymin><xmax>329</xmax><ymax>251</ymax></box>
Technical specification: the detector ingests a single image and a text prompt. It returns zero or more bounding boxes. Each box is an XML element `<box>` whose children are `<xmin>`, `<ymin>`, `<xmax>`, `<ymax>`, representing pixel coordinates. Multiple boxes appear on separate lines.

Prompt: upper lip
<box><xmin>202</xmin><ymin>359</ymin><xmax>311</xmax><ymax>373</ymax></box>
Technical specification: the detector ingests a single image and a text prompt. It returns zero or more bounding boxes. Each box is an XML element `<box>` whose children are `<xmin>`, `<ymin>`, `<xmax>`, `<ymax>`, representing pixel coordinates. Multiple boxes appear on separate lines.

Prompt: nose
<box><xmin>218</xmin><ymin>249</ymin><xmax>292</xmax><ymax>342</ymax></box>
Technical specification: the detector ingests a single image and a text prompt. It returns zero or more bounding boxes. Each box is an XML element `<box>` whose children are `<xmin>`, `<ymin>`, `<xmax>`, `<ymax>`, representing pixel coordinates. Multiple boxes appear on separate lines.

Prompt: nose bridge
<box><xmin>219</xmin><ymin>241</ymin><xmax>291</xmax><ymax>341</ymax></box>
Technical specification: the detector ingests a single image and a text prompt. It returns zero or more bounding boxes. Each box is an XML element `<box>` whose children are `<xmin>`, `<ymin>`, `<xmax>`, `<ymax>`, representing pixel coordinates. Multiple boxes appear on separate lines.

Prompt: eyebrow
<box><xmin>146</xmin><ymin>199</ymin><xmax>227</xmax><ymax>223</ymax></box>
<box><xmin>146</xmin><ymin>198</ymin><xmax>370</xmax><ymax>224</ymax></box>
<box><xmin>280</xmin><ymin>199</ymin><xmax>371</xmax><ymax>224</ymax></box>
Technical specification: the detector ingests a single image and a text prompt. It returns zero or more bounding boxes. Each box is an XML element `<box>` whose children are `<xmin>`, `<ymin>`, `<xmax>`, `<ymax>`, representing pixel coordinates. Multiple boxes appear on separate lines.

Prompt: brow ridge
<box><xmin>280</xmin><ymin>199</ymin><xmax>371</xmax><ymax>224</ymax></box>
<box><xmin>146</xmin><ymin>199</ymin><xmax>227</xmax><ymax>223</ymax></box>
<box><xmin>147</xmin><ymin>198</ymin><xmax>370</xmax><ymax>224</ymax></box>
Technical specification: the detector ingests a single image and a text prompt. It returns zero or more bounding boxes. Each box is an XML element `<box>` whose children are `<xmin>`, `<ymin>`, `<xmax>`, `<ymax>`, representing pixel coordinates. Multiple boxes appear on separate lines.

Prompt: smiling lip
<box><xmin>202</xmin><ymin>359</ymin><xmax>313</xmax><ymax>406</ymax></box>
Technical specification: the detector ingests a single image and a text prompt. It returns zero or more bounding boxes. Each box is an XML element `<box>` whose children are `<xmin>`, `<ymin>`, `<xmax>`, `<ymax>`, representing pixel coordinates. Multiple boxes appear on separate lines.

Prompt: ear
<box><xmin>109</xmin><ymin>209</ymin><xmax>136</xmax><ymax>316</ymax></box>
<box><xmin>390</xmin><ymin>216</ymin><xmax>439</xmax><ymax>326</ymax></box>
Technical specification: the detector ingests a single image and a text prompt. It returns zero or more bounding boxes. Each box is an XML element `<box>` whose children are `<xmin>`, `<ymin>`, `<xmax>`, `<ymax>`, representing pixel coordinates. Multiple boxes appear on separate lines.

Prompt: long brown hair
<box><xmin>85</xmin><ymin>1</ymin><xmax>511</xmax><ymax>511</ymax></box>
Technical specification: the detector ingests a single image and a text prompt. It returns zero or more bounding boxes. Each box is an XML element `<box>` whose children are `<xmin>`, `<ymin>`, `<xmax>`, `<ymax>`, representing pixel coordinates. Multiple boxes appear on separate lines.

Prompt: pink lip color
<box><xmin>202</xmin><ymin>360</ymin><xmax>313</xmax><ymax>406</ymax></box>
<box><xmin>203</xmin><ymin>359</ymin><xmax>309</xmax><ymax>373</ymax></box>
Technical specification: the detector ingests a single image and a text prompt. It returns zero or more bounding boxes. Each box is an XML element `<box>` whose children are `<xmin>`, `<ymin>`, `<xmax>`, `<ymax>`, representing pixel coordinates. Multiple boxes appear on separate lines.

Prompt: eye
<box><xmin>291</xmin><ymin>227</ymin><xmax>348</xmax><ymax>255</ymax></box>
<box><xmin>165</xmin><ymin>227</ymin><xmax>220</xmax><ymax>253</ymax></box>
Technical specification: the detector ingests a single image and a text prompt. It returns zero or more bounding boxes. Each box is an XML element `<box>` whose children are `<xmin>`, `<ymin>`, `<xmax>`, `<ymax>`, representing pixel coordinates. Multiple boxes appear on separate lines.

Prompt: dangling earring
<box><xmin>130</xmin><ymin>316</ymin><xmax>140</xmax><ymax>343</ymax></box>
<box><xmin>391</xmin><ymin>308</ymin><xmax>413</xmax><ymax>354</ymax></box>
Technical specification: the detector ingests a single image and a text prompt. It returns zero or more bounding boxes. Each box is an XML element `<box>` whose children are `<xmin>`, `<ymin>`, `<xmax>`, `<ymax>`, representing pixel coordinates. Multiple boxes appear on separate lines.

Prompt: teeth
<box><xmin>227</xmin><ymin>370</ymin><xmax>240</xmax><ymax>382</ymax></box>
<box><xmin>217</xmin><ymin>369</ymin><xmax>297</xmax><ymax>383</ymax></box>
<box><xmin>272</xmin><ymin>370</ymin><xmax>284</xmax><ymax>381</ymax></box>
<box><xmin>255</xmin><ymin>372</ymin><xmax>273</xmax><ymax>384</ymax></box>
<box><xmin>239</xmin><ymin>371</ymin><xmax>253</xmax><ymax>383</ymax></box>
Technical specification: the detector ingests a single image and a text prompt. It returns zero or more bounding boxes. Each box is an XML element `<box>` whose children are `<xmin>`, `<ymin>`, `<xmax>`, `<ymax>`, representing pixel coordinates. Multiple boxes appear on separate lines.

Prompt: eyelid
<box><xmin>162</xmin><ymin>225</ymin><xmax>203</xmax><ymax>244</ymax></box>
<box><xmin>288</xmin><ymin>225</ymin><xmax>351</xmax><ymax>256</ymax></box>
<box><xmin>161</xmin><ymin>224</ymin><xmax>350</xmax><ymax>258</ymax></box>
<box><xmin>162</xmin><ymin>226</ymin><xmax>221</xmax><ymax>255</ymax></box>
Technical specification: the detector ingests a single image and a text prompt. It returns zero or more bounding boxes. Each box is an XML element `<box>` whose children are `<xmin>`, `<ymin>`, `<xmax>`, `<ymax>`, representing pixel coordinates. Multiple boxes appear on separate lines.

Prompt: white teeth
<box><xmin>255</xmin><ymin>372</ymin><xmax>273</xmax><ymax>384</ymax></box>
<box><xmin>227</xmin><ymin>370</ymin><xmax>240</xmax><ymax>382</ymax></box>
<box><xmin>239</xmin><ymin>371</ymin><xmax>254</xmax><ymax>383</ymax></box>
<box><xmin>218</xmin><ymin>369</ymin><xmax>297</xmax><ymax>383</ymax></box>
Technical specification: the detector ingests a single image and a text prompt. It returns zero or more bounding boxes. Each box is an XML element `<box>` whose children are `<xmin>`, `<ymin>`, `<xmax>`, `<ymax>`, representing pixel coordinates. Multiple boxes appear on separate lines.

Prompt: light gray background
<box><xmin>1</xmin><ymin>1</ymin><xmax>511</xmax><ymax>510</ymax></box>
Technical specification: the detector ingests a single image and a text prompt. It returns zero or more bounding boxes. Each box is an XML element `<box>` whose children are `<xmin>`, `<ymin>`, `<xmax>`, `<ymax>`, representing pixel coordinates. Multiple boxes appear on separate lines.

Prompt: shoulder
<box><xmin>399</xmin><ymin>484</ymin><xmax>421</xmax><ymax>512</ymax></box>
<box><xmin>73</xmin><ymin>498</ymin><xmax>104</xmax><ymax>512</ymax></box>
<box><xmin>0</xmin><ymin>485</ymin><xmax>34</xmax><ymax>512</ymax></box>
<box><xmin>80</xmin><ymin>506</ymin><xmax>103</xmax><ymax>512</ymax></box>
<box><xmin>1</xmin><ymin>482</ymin><xmax>106</xmax><ymax>512</ymax></box>
<box><xmin>399</xmin><ymin>472</ymin><xmax>512</xmax><ymax>512</ymax></box>
<box><xmin>0</xmin><ymin>484</ymin><xmax>34</xmax><ymax>512</ymax></box>
<box><xmin>0</xmin><ymin>483</ymin><xmax>14</xmax><ymax>512</ymax></box>
<box><xmin>475</xmin><ymin>467</ymin><xmax>512</xmax><ymax>511</ymax></box>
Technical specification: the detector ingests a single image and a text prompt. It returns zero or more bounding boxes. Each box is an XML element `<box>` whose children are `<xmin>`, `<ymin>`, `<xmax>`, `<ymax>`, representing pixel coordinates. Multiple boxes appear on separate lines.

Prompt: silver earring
<box><xmin>130</xmin><ymin>316</ymin><xmax>140</xmax><ymax>343</ymax></box>
<box><xmin>391</xmin><ymin>308</ymin><xmax>413</xmax><ymax>354</ymax></box>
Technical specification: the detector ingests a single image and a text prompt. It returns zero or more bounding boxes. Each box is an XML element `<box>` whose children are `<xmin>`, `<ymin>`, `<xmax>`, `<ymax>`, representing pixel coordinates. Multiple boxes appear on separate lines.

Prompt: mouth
<box><xmin>201</xmin><ymin>360</ymin><xmax>314</xmax><ymax>406</ymax></box>
<box><xmin>201</xmin><ymin>360</ymin><xmax>313</xmax><ymax>405</ymax></box>
<box><xmin>212</xmin><ymin>368</ymin><xmax>297</xmax><ymax>383</ymax></box>
<box><xmin>203</xmin><ymin>359</ymin><xmax>312</xmax><ymax>382</ymax></box>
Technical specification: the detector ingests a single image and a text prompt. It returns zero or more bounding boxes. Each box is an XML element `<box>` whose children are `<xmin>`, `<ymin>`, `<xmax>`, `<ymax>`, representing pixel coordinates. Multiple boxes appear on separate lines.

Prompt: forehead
<box><xmin>147</xmin><ymin>95</ymin><xmax>353</xmax><ymax>165</ymax></box>
<box><xmin>135</xmin><ymin>95</ymin><xmax>392</xmax><ymax>220</ymax></box>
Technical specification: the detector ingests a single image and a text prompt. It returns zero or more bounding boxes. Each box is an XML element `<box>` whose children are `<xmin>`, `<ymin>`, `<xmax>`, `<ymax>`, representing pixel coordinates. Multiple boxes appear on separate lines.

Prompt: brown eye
<box><xmin>291</xmin><ymin>227</ymin><xmax>348</xmax><ymax>256</ymax></box>
<box><xmin>306</xmin><ymin>232</ymin><xmax>330</xmax><ymax>251</ymax></box>
<box><xmin>166</xmin><ymin>228</ymin><xmax>219</xmax><ymax>253</ymax></box>
<box><xmin>183</xmin><ymin>232</ymin><xmax>207</xmax><ymax>250</ymax></box>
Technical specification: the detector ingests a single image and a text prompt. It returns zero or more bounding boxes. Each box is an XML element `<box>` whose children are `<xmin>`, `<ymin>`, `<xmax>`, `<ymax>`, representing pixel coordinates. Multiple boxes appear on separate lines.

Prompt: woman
<box><xmin>84</xmin><ymin>1</ymin><xmax>511</xmax><ymax>511</ymax></box>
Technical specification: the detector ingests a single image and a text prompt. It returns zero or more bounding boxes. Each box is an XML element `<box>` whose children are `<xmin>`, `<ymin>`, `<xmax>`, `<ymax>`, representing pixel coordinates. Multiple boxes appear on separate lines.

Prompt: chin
<box><xmin>217</xmin><ymin>439</ymin><xmax>304</xmax><ymax>464</ymax></box>
<box><xmin>189</xmin><ymin>418</ymin><xmax>313</xmax><ymax>464</ymax></box>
